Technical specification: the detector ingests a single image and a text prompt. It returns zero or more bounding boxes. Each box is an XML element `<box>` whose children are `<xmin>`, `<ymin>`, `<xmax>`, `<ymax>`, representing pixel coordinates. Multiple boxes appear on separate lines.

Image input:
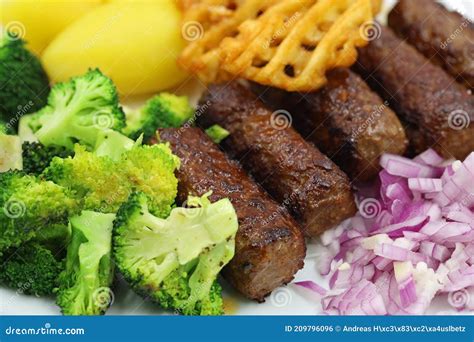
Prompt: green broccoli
<box><xmin>0</xmin><ymin>31</ymin><xmax>49</xmax><ymax>127</ymax></box>
<box><xmin>56</xmin><ymin>211</ymin><xmax>115</xmax><ymax>315</ymax></box>
<box><xmin>0</xmin><ymin>242</ymin><xmax>63</xmax><ymax>296</ymax></box>
<box><xmin>0</xmin><ymin>171</ymin><xmax>79</xmax><ymax>255</ymax></box>
<box><xmin>93</xmin><ymin>129</ymin><xmax>137</xmax><ymax>161</ymax></box>
<box><xmin>205</xmin><ymin>124</ymin><xmax>230</xmax><ymax>144</ymax></box>
<box><xmin>0</xmin><ymin>121</ymin><xmax>6</xmax><ymax>134</ymax></box>
<box><xmin>43</xmin><ymin>145</ymin><xmax>128</xmax><ymax>213</ymax></box>
<box><xmin>22</xmin><ymin>141</ymin><xmax>72</xmax><ymax>175</ymax></box>
<box><xmin>113</xmin><ymin>192</ymin><xmax>238</xmax><ymax>315</ymax></box>
<box><xmin>43</xmin><ymin>143</ymin><xmax>179</xmax><ymax>216</ymax></box>
<box><xmin>123</xmin><ymin>93</ymin><xmax>194</xmax><ymax>141</ymax></box>
<box><xmin>29</xmin><ymin>69</ymin><xmax>126</xmax><ymax>150</ymax></box>
<box><xmin>0</xmin><ymin>134</ymin><xmax>22</xmax><ymax>172</ymax></box>
<box><xmin>118</xmin><ymin>143</ymin><xmax>180</xmax><ymax>218</ymax></box>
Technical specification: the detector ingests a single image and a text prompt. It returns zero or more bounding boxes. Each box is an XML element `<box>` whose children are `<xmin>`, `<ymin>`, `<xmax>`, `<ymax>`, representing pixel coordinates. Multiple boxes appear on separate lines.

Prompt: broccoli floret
<box><xmin>0</xmin><ymin>32</ymin><xmax>49</xmax><ymax>127</ymax></box>
<box><xmin>43</xmin><ymin>143</ymin><xmax>179</xmax><ymax>216</ymax></box>
<box><xmin>93</xmin><ymin>129</ymin><xmax>137</xmax><ymax>161</ymax></box>
<box><xmin>56</xmin><ymin>211</ymin><xmax>115</xmax><ymax>315</ymax></box>
<box><xmin>43</xmin><ymin>145</ymin><xmax>128</xmax><ymax>213</ymax></box>
<box><xmin>22</xmin><ymin>141</ymin><xmax>72</xmax><ymax>175</ymax></box>
<box><xmin>0</xmin><ymin>243</ymin><xmax>63</xmax><ymax>296</ymax></box>
<box><xmin>205</xmin><ymin>124</ymin><xmax>230</xmax><ymax>144</ymax></box>
<box><xmin>0</xmin><ymin>134</ymin><xmax>22</xmax><ymax>172</ymax></box>
<box><xmin>29</xmin><ymin>69</ymin><xmax>126</xmax><ymax>150</ymax></box>
<box><xmin>123</xmin><ymin>93</ymin><xmax>194</xmax><ymax>141</ymax></box>
<box><xmin>118</xmin><ymin>144</ymin><xmax>179</xmax><ymax>217</ymax></box>
<box><xmin>113</xmin><ymin>192</ymin><xmax>238</xmax><ymax>315</ymax></box>
<box><xmin>0</xmin><ymin>171</ymin><xmax>79</xmax><ymax>255</ymax></box>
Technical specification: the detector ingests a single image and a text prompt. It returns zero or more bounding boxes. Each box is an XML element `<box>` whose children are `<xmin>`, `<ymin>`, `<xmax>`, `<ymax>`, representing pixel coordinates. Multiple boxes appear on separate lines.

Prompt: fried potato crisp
<box><xmin>179</xmin><ymin>0</ymin><xmax>380</xmax><ymax>91</ymax></box>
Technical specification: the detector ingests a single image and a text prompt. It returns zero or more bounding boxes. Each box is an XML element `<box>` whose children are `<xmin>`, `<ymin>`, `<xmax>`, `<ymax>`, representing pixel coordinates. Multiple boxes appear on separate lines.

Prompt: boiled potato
<box><xmin>42</xmin><ymin>2</ymin><xmax>188</xmax><ymax>96</ymax></box>
<box><xmin>0</xmin><ymin>0</ymin><xmax>103</xmax><ymax>55</ymax></box>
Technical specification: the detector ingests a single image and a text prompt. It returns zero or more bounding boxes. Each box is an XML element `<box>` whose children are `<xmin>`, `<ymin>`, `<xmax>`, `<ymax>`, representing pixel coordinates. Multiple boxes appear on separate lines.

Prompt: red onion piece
<box><xmin>408</xmin><ymin>178</ymin><xmax>443</xmax><ymax>193</ymax></box>
<box><xmin>297</xmin><ymin>150</ymin><xmax>474</xmax><ymax>315</ymax></box>
<box><xmin>413</xmin><ymin>149</ymin><xmax>444</xmax><ymax>166</ymax></box>
<box><xmin>294</xmin><ymin>281</ymin><xmax>327</xmax><ymax>296</ymax></box>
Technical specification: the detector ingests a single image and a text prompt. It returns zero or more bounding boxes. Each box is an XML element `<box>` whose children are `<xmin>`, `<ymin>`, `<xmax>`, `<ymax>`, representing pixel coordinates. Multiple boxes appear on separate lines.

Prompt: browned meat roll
<box><xmin>197</xmin><ymin>82</ymin><xmax>356</xmax><ymax>238</ymax></box>
<box><xmin>253</xmin><ymin>68</ymin><xmax>408</xmax><ymax>182</ymax></box>
<box><xmin>355</xmin><ymin>25</ymin><xmax>474</xmax><ymax>160</ymax></box>
<box><xmin>388</xmin><ymin>0</ymin><xmax>474</xmax><ymax>89</ymax></box>
<box><xmin>156</xmin><ymin>127</ymin><xmax>306</xmax><ymax>302</ymax></box>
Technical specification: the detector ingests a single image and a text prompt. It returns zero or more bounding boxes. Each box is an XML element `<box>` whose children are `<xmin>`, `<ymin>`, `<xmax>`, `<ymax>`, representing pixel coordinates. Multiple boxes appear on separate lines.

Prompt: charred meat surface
<box><xmin>254</xmin><ymin>68</ymin><xmax>408</xmax><ymax>181</ymax></box>
<box><xmin>355</xmin><ymin>25</ymin><xmax>474</xmax><ymax>159</ymax></box>
<box><xmin>197</xmin><ymin>82</ymin><xmax>356</xmax><ymax>237</ymax></box>
<box><xmin>156</xmin><ymin>127</ymin><xmax>306</xmax><ymax>302</ymax></box>
<box><xmin>388</xmin><ymin>0</ymin><xmax>474</xmax><ymax>89</ymax></box>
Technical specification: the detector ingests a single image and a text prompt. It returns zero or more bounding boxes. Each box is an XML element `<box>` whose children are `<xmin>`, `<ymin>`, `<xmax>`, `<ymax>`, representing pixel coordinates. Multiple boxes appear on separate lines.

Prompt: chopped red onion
<box><xmin>298</xmin><ymin>151</ymin><xmax>474</xmax><ymax>315</ymax></box>
<box><xmin>380</xmin><ymin>154</ymin><xmax>442</xmax><ymax>178</ymax></box>
<box><xmin>394</xmin><ymin>262</ymin><xmax>417</xmax><ymax>308</ymax></box>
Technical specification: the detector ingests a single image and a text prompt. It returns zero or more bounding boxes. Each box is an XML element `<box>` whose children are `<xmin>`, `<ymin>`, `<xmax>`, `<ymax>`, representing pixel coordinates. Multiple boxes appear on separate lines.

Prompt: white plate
<box><xmin>1</xmin><ymin>0</ymin><xmax>473</xmax><ymax>316</ymax></box>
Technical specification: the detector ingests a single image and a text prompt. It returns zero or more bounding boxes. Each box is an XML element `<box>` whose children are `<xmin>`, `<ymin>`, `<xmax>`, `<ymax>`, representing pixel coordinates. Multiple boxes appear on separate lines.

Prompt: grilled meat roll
<box><xmin>388</xmin><ymin>0</ymin><xmax>474</xmax><ymax>89</ymax></box>
<box><xmin>157</xmin><ymin>127</ymin><xmax>306</xmax><ymax>302</ymax></box>
<box><xmin>253</xmin><ymin>68</ymin><xmax>408</xmax><ymax>181</ymax></box>
<box><xmin>197</xmin><ymin>82</ymin><xmax>356</xmax><ymax>237</ymax></box>
<box><xmin>355</xmin><ymin>25</ymin><xmax>474</xmax><ymax>159</ymax></box>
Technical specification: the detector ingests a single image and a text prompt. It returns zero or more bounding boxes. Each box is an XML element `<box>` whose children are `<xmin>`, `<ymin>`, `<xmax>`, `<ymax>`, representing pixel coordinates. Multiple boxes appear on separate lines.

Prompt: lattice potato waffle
<box><xmin>178</xmin><ymin>0</ymin><xmax>381</xmax><ymax>91</ymax></box>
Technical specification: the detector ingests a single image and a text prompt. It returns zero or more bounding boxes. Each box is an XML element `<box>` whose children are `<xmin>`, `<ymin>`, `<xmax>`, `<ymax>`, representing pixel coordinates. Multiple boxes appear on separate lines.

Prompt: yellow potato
<box><xmin>107</xmin><ymin>0</ymin><xmax>168</xmax><ymax>3</ymax></box>
<box><xmin>0</xmin><ymin>0</ymin><xmax>103</xmax><ymax>55</ymax></box>
<box><xmin>42</xmin><ymin>2</ymin><xmax>188</xmax><ymax>96</ymax></box>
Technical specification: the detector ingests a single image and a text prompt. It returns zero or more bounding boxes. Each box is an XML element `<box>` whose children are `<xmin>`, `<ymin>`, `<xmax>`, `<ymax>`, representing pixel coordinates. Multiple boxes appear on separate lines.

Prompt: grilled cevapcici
<box><xmin>253</xmin><ymin>68</ymin><xmax>408</xmax><ymax>181</ymax></box>
<box><xmin>197</xmin><ymin>82</ymin><xmax>356</xmax><ymax>237</ymax></box>
<box><xmin>388</xmin><ymin>0</ymin><xmax>474</xmax><ymax>90</ymax></box>
<box><xmin>355</xmin><ymin>25</ymin><xmax>474</xmax><ymax>160</ymax></box>
<box><xmin>157</xmin><ymin>127</ymin><xmax>306</xmax><ymax>302</ymax></box>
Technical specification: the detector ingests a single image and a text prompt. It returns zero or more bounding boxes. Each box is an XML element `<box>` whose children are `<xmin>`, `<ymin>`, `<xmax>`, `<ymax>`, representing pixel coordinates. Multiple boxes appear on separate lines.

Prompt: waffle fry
<box><xmin>179</xmin><ymin>0</ymin><xmax>381</xmax><ymax>91</ymax></box>
<box><xmin>179</xmin><ymin>1</ymin><xmax>281</xmax><ymax>83</ymax></box>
